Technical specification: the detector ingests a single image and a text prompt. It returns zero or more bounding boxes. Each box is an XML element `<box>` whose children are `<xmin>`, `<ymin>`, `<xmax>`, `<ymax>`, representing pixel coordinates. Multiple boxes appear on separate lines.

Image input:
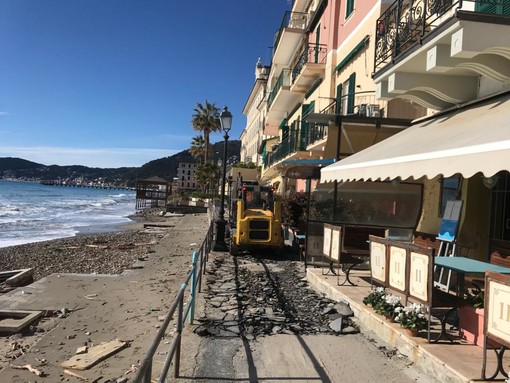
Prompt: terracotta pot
<box><xmin>405</xmin><ymin>328</ymin><xmax>419</xmax><ymax>337</ymax></box>
<box><xmin>459</xmin><ymin>306</ymin><xmax>485</xmax><ymax>347</ymax></box>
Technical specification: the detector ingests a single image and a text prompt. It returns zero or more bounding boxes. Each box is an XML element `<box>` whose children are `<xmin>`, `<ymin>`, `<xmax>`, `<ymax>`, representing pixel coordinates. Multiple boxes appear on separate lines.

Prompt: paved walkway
<box><xmin>179</xmin><ymin>251</ymin><xmax>440</xmax><ymax>383</ymax></box>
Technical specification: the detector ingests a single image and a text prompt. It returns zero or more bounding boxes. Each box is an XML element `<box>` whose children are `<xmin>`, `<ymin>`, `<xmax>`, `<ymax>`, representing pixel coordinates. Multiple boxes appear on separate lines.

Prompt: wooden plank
<box><xmin>60</xmin><ymin>339</ymin><xmax>127</xmax><ymax>370</ymax></box>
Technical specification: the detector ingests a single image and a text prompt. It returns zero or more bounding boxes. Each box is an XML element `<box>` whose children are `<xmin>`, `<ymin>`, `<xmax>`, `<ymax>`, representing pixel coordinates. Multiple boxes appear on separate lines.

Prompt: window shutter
<box><xmin>347</xmin><ymin>72</ymin><xmax>356</xmax><ymax>114</ymax></box>
<box><xmin>336</xmin><ymin>84</ymin><xmax>343</xmax><ymax>114</ymax></box>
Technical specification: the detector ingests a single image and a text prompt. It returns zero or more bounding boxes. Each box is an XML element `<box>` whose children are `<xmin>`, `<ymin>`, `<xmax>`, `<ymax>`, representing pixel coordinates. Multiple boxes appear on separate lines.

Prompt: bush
<box><xmin>281</xmin><ymin>192</ymin><xmax>309</xmax><ymax>229</ymax></box>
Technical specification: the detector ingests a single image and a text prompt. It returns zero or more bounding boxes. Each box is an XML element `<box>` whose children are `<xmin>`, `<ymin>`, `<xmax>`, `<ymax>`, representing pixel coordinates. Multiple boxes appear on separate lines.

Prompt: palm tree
<box><xmin>191</xmin><ymin>100</ymin><xmax>220</xmax><ymax>163</ymax></box>
<box><xmin>189</xmin><ymin>135</ymin><xmax>206</xmax><ymax>164</ymax></box>
<box><xmin>194</xmin><ymin>162</ymin><xmax>220</xmax><ymax>194</ymax></box>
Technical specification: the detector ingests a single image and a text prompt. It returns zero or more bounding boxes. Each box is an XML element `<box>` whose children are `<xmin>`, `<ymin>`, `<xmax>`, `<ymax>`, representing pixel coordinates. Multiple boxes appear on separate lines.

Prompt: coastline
<box><xmin>0</xmin><ymin>207</ymin><xmax>169</xmax><ymax>282</ymax></box>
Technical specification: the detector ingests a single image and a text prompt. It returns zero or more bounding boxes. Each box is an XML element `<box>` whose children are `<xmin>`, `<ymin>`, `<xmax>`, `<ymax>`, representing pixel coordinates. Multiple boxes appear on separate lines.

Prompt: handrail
<box><xmin>132</xmin><ymin>219</ymin><xmax>215</xmax><ymax>383</ymax></box>
<box><xmin>374</xmin><ymin>0</ymin><xmax>508</xmax><ymax>74</ymax></box>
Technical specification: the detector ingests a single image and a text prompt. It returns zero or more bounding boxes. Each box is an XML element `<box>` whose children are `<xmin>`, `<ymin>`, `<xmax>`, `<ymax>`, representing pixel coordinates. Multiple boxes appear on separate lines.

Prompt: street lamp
<box><xmin>214</xmin><ymin>106</ymin><xmax>232</xmax><ymax>251</ymax></box>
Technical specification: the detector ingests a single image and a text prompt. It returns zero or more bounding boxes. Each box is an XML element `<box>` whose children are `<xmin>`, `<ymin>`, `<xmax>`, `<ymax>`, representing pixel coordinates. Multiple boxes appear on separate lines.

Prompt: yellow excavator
<box><xmin>228</xmin><ymin>176</ymin><xmax>284</xmax><ymax>255</ymax></box>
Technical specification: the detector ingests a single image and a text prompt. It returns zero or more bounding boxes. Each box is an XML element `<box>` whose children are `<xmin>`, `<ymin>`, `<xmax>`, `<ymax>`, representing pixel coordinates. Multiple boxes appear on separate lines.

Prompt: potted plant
<box><xmin>362</xmin><ymin>287</ymin><xmax>386</xmax><ymax>312</ymax></box>
<box><xmin>377</xmin><ymin>293</ymin><xmax>403</xmax><ymax>322</ymax></box>
<box><xmin>394</xmin><ymin>303</ymin><xmax>428</xmax><ymax>336</ymax></box>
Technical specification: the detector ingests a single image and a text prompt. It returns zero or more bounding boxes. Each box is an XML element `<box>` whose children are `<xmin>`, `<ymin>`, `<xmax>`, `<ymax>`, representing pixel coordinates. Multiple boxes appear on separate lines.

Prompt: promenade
<box><xmin>0</xmin><ymin>212</ymin><xmax>505</xmax><ymax>382</ymax></box>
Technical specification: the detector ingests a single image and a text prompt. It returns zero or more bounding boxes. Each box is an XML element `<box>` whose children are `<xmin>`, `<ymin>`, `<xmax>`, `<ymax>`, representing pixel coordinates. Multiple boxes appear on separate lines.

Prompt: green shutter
<box><xmin>336</xmin><ymin>83</ymin><xmax>343</xmax><ymax>114</ymax></box>
<box><xmin>301</xmin><ymin>102</ymin><xmax>315</xmax><ymax>149</ymax></box>
<box><xmin>346</xmin><ymin>0</ymin><xmax>355</xmax><ymax>17</ymax></box>
<box><xmin>307</xmin><ymin>0</ymin><xmax>328</xmax><ymax>32</ymax></box>
<box><xmin>476</xmin><ymin>1</ymin><xmax>510</xmax><ymax>15</ymax></box>
<box><xmin>315</xmin><ymin>23</ymin><xmax>321</xmax><ymax>63</ymax></box>
<box><xmin>347</xmin><ymin>73</ymin><xmax>356</xmax><ymax>114</ymax></box>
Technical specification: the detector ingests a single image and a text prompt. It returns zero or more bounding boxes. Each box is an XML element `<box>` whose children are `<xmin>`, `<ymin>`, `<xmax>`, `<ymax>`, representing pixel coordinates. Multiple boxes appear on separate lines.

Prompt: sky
<box><xmin>0</xmin><ymin>0</ymin><xmax>291</xmax><ymax>168</ymax></box>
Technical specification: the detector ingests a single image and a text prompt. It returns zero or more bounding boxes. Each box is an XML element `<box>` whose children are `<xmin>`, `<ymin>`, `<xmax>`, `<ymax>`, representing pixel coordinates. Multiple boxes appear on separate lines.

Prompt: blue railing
<box><xmin>132</xmin><ymin>220</ymin><xmax>214</xmax><ymax>383</ymax></box>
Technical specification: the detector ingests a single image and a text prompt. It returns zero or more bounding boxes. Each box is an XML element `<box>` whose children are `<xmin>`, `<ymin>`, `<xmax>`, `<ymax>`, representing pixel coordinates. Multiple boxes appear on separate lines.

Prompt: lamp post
<box><xmin>214</xmin><ymin>106</ymin><xmax>232</xmax><ymax>251</ymax></box>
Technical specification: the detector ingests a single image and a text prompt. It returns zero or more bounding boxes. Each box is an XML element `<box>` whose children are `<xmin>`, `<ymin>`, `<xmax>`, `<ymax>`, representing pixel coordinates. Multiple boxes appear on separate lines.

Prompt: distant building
<box><xmin>174</xmin><ymin>162</ymin><xmax>197</xmax><ymax>193</ymax></box>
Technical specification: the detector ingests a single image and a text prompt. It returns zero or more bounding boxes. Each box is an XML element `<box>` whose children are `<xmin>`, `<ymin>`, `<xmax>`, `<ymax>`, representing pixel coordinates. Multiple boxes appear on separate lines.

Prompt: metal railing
<box><xmin>263</xmin><ymin>92</ymin><xmax>387</xmax><ymax>170</ymax></box>
<box><xmin>268</xmin><ymin>69</ymin><xmax>291</xmax><ymax>107</ymax></box>
<box><xmin>132</xmin><ymin>220</ymin><xmax>214</xmax><ymax>383</ymax></box>
<box><xmin>291</xmin><ymin>43</ymin><xmax>328</xmax><ymax>83</ymax></box>
<box><xmin>374</xmin><ymin>0</ymin><xmax>510</xmax><ymax>73</ymax></box>
<box><xmin>273</xmin><ymin>11</ymin><xmax>309</xmax><ymax>55</ymax></box>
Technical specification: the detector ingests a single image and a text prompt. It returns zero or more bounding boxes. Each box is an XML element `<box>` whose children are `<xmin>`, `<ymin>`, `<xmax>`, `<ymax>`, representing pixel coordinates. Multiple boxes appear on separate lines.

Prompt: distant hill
<box><xmin>0</xmin><ymin>140</ymin><xmax>241</xmax><ymax>187</ymax></box>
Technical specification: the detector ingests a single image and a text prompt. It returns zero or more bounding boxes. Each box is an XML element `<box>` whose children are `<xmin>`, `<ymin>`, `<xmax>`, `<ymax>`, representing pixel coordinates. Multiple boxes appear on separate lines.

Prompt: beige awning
<box><xmin>321</xmin><ymin>91</ymin><xmax>510</xmax><ymax>182</ymax></box>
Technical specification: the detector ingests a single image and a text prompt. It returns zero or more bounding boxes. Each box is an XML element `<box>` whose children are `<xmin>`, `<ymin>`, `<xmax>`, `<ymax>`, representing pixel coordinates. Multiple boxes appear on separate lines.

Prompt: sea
<box><xmin>0</xmin><ymin>179</ymin><xmax>136</xmax><ymax>248</ymax></box>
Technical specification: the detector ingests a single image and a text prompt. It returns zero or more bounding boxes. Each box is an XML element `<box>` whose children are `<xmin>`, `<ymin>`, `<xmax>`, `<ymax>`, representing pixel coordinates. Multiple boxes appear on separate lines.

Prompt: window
<box><xmin>346</xmin><ymin>0</ymin><xmax>355</xmax><ymax>18</ymax></box>
<box><xmin>439</xmin><ymin>175</ymin><xmax>461</xmax><ymax>216</ymax></box>
<box><xmin>340</xmin><ymin>73</ymin><xmax>356</xmax><ymax>114</ymax></box>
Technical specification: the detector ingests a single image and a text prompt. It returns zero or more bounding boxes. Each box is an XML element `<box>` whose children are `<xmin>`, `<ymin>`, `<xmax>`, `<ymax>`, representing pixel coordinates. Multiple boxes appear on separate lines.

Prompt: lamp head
<box><xmin>220</xmin><ymin>106</ymin><xmax>233</xmax><ymax>133</ymax></box>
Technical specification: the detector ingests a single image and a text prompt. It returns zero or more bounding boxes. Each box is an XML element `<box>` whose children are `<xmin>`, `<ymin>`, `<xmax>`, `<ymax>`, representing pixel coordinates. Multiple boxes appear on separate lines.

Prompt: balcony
<box><xmin>374</xmin><ymin>0</ymin><xmax>510</xmax><ymax>109</ymax></box>
<box><xmin>266</xmin><ymin>69</ymin><xmax>303</xmax><ymax>128</ymax></box>
<box><xmin>291</xmin><ymin>43</ymin><xmax>328</xmax><ymax>93</ymax></box>
<box><xmin>273</xmin><ymin>11</ymin><xmax>309</xmax><ymax>66</ymax></box>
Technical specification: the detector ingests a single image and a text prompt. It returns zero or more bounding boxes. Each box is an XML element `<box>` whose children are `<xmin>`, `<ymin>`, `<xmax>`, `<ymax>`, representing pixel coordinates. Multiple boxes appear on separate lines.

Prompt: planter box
<box><xmin>459</xmin><ymin>306</ymin><xmax>484</xmax><ymax>347</ymax></box>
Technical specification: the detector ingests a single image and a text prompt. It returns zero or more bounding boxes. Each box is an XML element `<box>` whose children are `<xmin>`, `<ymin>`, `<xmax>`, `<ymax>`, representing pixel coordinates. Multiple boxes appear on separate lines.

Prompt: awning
<box><xmin>321</xmin><ymin>91</ymin><xmax>510</xmax><ymax>182</ymax></box>
<box><xmin>281</xmin><ymin>159</ymin><xmax>335</xmax><ymax>179</ymax></box>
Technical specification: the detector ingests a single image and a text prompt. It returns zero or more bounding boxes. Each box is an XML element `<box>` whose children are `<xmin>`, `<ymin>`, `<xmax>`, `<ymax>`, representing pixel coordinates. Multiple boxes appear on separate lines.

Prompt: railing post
<box><xmin>143</xmin><ymin>360</ymin><xmax>152</xmax><ymax>383</ymax></box>
<box><xmin>174</xmin><ymin>285</ymin><xmax>185</xmax><ymax>379</ymax></box>
<box><xmin>189</xmin><ymin>252</ymin><xmax>198</xmax><ymax>324</ymax></box>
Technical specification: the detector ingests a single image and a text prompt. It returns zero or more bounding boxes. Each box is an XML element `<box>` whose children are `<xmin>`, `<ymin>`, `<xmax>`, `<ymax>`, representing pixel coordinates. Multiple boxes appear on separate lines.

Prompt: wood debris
<box><xmin>10</xmin><ymin>363</ymin><xmax>45</xmax><ymax>377</ymax></box>
<box><xmin>64</xmin><ymin>369</ymin><xmax>88</xmax><ymax>380</ymax></box>
<box><xmin>60</xmin><ymin>339</ymin><xmax>127</xmax><ymax>370</ymax></box>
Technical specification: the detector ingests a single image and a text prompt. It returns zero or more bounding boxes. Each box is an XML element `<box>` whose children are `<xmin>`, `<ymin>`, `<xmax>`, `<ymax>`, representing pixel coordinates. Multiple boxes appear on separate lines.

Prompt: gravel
<box><xmin>0</xmin><ymin>209</ymin><xmax>166</xmax><ymax>283</ymax></box>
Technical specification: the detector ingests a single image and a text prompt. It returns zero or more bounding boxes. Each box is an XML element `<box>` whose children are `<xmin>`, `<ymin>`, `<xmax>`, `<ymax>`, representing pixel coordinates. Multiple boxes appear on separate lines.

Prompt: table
<box><xmin>434</xmin><ymin>256</ymin><xmax>510</xmax><ymax>296</ymax></box>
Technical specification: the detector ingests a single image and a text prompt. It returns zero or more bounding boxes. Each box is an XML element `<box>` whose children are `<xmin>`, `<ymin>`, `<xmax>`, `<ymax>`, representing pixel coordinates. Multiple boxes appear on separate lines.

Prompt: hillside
<box><xmin>0</xmin><ymin>140</ymin><xmax>241</xmax><ymax>187</ymax></box>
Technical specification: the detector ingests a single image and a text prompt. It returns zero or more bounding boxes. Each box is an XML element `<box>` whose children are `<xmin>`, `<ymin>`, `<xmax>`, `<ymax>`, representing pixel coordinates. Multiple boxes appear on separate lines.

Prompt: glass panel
<box><xmin>440</xmin><ymin>175</ymin><xmax>461</xmax><ymax>216</ymax></box>
<box><xmin>310</xmin><ymin>181</ymin><xmax>422</xmax><ymax>229</ymax></box>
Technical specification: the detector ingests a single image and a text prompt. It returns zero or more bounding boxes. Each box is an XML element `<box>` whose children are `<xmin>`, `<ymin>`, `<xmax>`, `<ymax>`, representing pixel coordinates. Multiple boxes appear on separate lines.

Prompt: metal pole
<box><xmin>214</xmin><ymin>132</ymin><xmax>229</xmax><ymax>250</ymax></box>
<box><xmin>189</xmin><ymin>252</ymin><xmax>198</xmax><ymax>324</ymax></box>
<box><xmin>174</xmin><ymin>285</ymin><xmax>185</xmax><ymax>379</ymax></box>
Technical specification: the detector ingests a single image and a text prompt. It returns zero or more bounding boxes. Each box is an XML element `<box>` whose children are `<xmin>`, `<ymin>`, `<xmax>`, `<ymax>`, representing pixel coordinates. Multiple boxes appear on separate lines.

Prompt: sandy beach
<box><xmin>0</xmin><ymin>209</ymin><xmax>211</xmax><ymax>382</ymax></box>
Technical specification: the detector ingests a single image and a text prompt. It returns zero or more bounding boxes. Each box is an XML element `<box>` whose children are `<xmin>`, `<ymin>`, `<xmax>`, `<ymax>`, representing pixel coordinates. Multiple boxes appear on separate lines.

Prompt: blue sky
<box><xmin>0</xmin><ymin>0</ymin><xmax>290</xmax><ymax>168</ymax></box>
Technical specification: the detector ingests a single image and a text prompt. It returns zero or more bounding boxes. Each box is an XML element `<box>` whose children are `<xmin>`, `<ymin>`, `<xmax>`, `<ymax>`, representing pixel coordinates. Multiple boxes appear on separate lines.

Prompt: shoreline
<box><xmin>0</xmin><ymin>207</ymin><xmax>170</xmax><ymax>283</ymax></box>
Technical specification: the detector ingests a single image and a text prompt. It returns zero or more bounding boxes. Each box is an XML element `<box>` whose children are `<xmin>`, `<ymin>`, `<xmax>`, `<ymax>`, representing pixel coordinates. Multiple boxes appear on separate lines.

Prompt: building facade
<box><xmin>174</xmin><ymin>162</ymin><xmax>197</xmax><ymax>193</ymax></box>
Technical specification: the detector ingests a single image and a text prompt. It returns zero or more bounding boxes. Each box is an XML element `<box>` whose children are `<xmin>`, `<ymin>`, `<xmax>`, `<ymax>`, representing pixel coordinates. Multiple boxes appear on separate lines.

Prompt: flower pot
<box><xmin>385</xmin><ymin>315</ymin><xmax>395</xmax><ymax>323</ymax></box>
<box><xmin>405</xmin><ymin>328</ymin><xmax>420</xmax><ymax>337</ymax></box>
<box><xmin>459</xmin><ymin>306</ymin><xmax>484</xmax><ymax>347</ymax></box>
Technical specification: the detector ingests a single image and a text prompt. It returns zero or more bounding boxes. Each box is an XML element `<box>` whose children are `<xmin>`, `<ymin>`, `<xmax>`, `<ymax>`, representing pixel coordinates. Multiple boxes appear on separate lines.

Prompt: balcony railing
<box><xmin>374</xmin><ymin>0</ymin><xmax>509</xmax><ymax>74</ymax></box>
<box><xmin>268</xmin><ymin>69</ymin><xmax>291</xmax><ymax>107</ymax></box>
<box><xmin>262</xmin><ymin>92</ymin><xmax>388</xmax><ymax>171</ymax></box>
<box><xmin>273</xmin><ymin>11</ymin><xmax>309</xmax><ymax>54</ymax></box>
<box><xmin>291</xmin><ymin>43</ymin><xmax>328</xmax><ymax>83</ymax></box>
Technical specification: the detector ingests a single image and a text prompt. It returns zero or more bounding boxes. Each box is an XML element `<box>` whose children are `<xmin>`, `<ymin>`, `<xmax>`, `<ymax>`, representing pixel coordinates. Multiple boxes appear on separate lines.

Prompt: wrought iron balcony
<box><xmin>291</xmin><ymin>43</ymin><xmax>328</xmax><ymax>83</ymax></box>
<box><xmin>374</xmin><ymin>0</ymin><xmax>510</xmax><ymax>74</ymax></box>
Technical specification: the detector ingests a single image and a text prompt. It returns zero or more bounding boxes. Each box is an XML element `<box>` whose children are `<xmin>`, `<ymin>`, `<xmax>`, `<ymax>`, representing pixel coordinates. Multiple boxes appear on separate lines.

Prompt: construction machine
<box><xmin>228</xmin><ymin>175</ymin><xmax>284</xmax><ymax>255</ymax></box>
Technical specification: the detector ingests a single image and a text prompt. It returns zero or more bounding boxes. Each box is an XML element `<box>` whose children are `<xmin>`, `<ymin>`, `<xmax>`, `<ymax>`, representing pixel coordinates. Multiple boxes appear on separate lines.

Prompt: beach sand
<box><xmin>0</xmin><ymin>209</ymin><xmax>211</xmax><ymax>382</ymax></box>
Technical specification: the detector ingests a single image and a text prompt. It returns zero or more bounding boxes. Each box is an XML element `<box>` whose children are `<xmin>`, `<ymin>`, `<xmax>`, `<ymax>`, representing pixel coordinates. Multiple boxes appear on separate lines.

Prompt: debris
<box><xmin>83</xmin><ymin>294</ymin><xmax>99</xmax><ymax>300</ymax></box>
<box><xmin>85</xmin><ymin>244</ymin><xmax>108</xmax><ymax>249</ymax></box>
<box><xmin>60</xmin><ymin>339</ymin><xmax>127</xmax><ymax>370</ymax></box>
<box><xmin>76</xmin><ymin>345</ymin><xmax>88</xmax><ymax>354</ymax></box>
<box><xmin>64</xmin><ymin>369</ymin><xmax>88</xmax><ymax>380</ymax></box>
<box><xmin>124</xmin><ymin>364</ymin><xmax>137</xmax><ymax>375</ymax></box>
<box><xmin>10</xmin><ymin>363</ymin><xmax>45</xmax><ymax>377</ymax></box>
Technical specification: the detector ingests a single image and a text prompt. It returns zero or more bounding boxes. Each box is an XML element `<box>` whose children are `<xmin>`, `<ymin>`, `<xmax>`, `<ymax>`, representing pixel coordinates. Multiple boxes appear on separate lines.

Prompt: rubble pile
<box><xmin>195</xmin><ymin>253</ymin><xmax>360</xmax><ymax>339</ymax></box>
